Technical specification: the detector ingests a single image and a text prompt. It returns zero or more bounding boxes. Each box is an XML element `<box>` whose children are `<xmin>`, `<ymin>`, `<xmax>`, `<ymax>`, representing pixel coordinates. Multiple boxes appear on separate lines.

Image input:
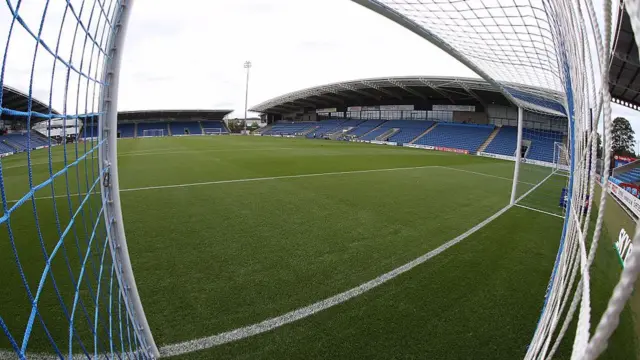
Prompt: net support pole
<box><xmin>98</xmin><ymin>0</ymin><xmax>159</xmax><ymax>357</ymax></box>
<box><xmin>510</xmin><ymin>106</ymin><xmax>524</xmax><ymax>204</ymax></box>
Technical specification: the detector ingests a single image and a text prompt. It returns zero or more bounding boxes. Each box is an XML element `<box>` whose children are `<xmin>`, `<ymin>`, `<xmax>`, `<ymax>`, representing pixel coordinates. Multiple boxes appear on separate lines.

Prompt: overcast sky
<box><xmin>1</xmin><ymin>0</ymin><xmax>639</xmax><ymax>145</ymax></box>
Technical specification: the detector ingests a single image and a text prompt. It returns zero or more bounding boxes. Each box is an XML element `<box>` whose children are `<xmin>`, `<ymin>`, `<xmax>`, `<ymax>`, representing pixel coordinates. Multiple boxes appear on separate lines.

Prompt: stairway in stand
<box><xmin>476</xmin><ymin>126</ymin><xmax>501</xmax><ymax>153</ymax></box>
<box><xmin>409</xmin><ymin>123</ymin><xmax>438</xmax><ymax>144</ymax></box>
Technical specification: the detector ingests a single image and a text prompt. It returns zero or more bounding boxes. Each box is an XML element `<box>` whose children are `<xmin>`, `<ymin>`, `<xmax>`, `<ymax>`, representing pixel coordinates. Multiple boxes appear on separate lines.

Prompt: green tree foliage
<box><xmin>611</xmin><ymin>117</ymin><xmax>636</xmax><ymax>157</ymax></box>
<box><xmin>597</xmin><ymin>132</ymin><xmax>602</xmax><ymax>158</ymax></box>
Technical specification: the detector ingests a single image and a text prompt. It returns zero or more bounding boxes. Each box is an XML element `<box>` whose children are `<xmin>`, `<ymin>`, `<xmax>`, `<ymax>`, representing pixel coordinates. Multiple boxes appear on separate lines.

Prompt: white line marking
<box><xmin>158</xmin><ymin>202</ymin><xmax>514</xmax><ymax>358</ymax></box>
<box><xmin>7</xmin><ymin>165</ymin><xmax>523</xmax><ymax>204</ymax></box>
<box><xmin>156</xmin><ymin>171</ymin><xmax>558</xmax><ymax>357</ymax></box>
<box><xmin>7</xmin><ymin>166</ymin><xmax>440</xmax><ymax>203</ymax></box>
<box><xmin>439</xmin><ymin>166</ymin><xmax>537</xmax><ymax>186</ymax></box>
<box><xmin>515</xmin><ymin>204</ymin><xmax>564</xmax><ymax>219</ymax></box>
<box><xmin>0</xmin><ymin>168</ymin><xmax>559</xmax><ymax>359</ymax></box>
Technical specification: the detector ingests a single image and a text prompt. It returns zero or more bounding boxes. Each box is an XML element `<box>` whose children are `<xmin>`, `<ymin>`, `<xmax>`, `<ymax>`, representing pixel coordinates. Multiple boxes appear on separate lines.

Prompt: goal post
<box><xmin>142</xmin><ymin>129</ymin><xmax>165</xmax><ymax>137</ymax></box>
<box><xmin>352</xmin><ymin>1</ymin><xmax>638</xmax><ymax>358</ymax></box>
<box><xmin>0</xmin><ymin>0</ymin><xmax>158</xmax><ymax>358</ymax></box>
<box><xmin>553</xmin><ymin>142</ymin><xmax>570</xmax><ymax>175</ymax></box>
<box><xmin>203</xmin><ymin>128</ymin><xmax>224</xmax><ymax>135</ymax></box>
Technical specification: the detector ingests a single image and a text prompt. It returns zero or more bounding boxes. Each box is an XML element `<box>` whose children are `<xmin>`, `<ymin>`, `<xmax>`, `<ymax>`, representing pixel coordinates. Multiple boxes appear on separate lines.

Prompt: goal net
<box><xmin>142</xmin><ymin>129</ymin><xmax>165</xmax><ymax>137</ymax></box>
<box><xmin>0</xmin><ymin>0</ymin><xmax>157</xmax><ymax>358</ymax></box>
<box><xmin>203</xmin><ymin>128</ymin><xmax>224</xmax><ymax>135</ymax></box>
<box><xmin>354</xmin><ymin>0</ymin><xmax>638</xmax><ymax>359</ymax></box>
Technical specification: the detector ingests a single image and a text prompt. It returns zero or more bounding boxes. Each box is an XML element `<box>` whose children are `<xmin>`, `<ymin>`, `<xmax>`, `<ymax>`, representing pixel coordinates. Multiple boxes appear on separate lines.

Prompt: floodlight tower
<box><xmin>244</xmin><ymin>61</ymin><xmax>252</xmax><ymax>132</ymax></box>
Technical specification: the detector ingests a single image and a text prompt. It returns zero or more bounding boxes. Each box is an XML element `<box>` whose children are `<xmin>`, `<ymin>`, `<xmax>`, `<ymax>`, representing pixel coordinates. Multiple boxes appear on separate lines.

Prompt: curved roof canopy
<box><xmin>118</xmin><ymin>109</ymin><xmax>232</xmax><ymax>122</ymax></box>
<box><xmin>2</xmin><ymin>85</ymin><xmax>58</xmax><ymax>119</ymax></box>
<box><xmin>610</xmin><ymin>4</ymin><xmax>640</xmax><ymax>110</ymax></box>
<box><xmin>250</xmin><ymin>76</ymin><xmax>565</xmax><ymax>116</ymax></box>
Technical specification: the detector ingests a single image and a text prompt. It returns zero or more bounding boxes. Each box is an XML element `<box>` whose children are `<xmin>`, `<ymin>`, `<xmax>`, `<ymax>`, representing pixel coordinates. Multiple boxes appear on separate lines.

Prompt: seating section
<box><xmin>170</xmin><ymin>122</ymin><xmax>201</xmax><ymax>135</ymax></box>
<box><xmin>415</xmin><ymin>123</ymin><xmax>494</xmax><ymax>152</ymax></box>
<box><xmin>615</xmin><ymin>168</ymin><xmax>640</xmax><ymax>184</ymax></box>
<box><xmin>2</xmin><ymin>132</ymin><xmax>50</xmax><ymax>151</ymax></box>
<box><xmin>306</xmin><ymin>119</ymin><xmax>345</xmax><ymax>138</ymax></box>
<box><xmin>137</xmin><ymin>122</ymin><xmax>168</xmax><ymax>136</ymax></box>
<box><xmin>201</xmin><ymin>121</ymin><xmax>228</xmax><ymax>134</ymax></box>
<box><xmin>524</xmin><ymin>129</ymin><xmax>564</xmax><ymax>163</ymax></box>
<box><xmin>346</xmin><ymin>120</ymin><xmax>385</xmax><ymax>138</ymax></box>
<box><xmin>387</xmin><ymin>120</ymin><xmax>434</xmax><ymax>144</ymax></box>
<box><xmin>118</xmin><ymin>123</ymin><xmax>135</xmax><ymax>138</ymax></box>
<box><xmin>0</xmin><ymin>141</ymin><xmax>15</xmax><ymax>154</ymax></box>
<box><xmin>82</xmin><ymin>125</ymin><xmax>98</xmax><ymax>139</ymax></box>
<box><xmin>483</xmin><ymin>126</ymin><xmax>565</xmax><ymax>163</ymax></box>
<box><xmin>484</xmin><ymin>126</ymin><xmax>517</xmax><ymax>156</ymax></box>
<box><xmin>263</xmin><ymin>122</ymin><xmax>316</xmax><ymax>136</ymax></box>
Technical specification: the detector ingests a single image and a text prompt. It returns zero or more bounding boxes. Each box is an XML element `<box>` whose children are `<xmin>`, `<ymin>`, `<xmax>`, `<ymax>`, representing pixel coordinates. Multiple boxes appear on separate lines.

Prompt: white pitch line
<box><xmin>0</xmin><ymin>201</ymin><xmax>512</xmax><ymax>360</ymax></box>
<box><xmin>6</xmin><ymin>165</ymin><xmax>438</xmax><ymax>203</ymax></box>
<box><xmin>515</xmin><ymin>204</ymin><xmax>565</xmax><ymax>219</ymax></box>
<box><xmin>158</xmin><ymin>202</ymin><xmax>514</xmax><ymax>358</ymax></box>
<box><xmin>0</xmin><ymin>167</ymin><xmax>557</xmax><ymax>359</ymax></box>
<box><xmin>7</xmin><ymin>164</ymin><xmax>524</xmax><ymax>204</ymax></box>
<box><xmin>438</xmin><ymin>166</ymin><xmax>537</xmax><ymax>186</ymax></box>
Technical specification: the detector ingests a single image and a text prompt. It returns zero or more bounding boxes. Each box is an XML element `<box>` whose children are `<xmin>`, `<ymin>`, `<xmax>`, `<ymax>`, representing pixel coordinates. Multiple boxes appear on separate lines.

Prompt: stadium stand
<box><xmin>523</xmin><ymin>129</ymin><xmax>564</xmax><ymax>163</ymax></box>
<box><xmin>414</xmin><ymin>123</ymin><xmax>495</xmax><ymax>152</ymax></box>
<box><xmin>263</xmin><ymin>122</ymin><xmax>316</xmax><ymax>136</ymax></box>
<box><xmin>386</xmin><ymin>120</ymin><xmax>434</xmax><ymax>144</ymax></box>
<box><xmin>306</xmin><ymin>119</ymin><xmax>344</xmax><ymax>138</ymax></box>
<box><xmin>82</xmin><ymin>124</ymin><xmax>98</xmax><ymax>139</ymax></box>
<box><xmin>2</xmin><ymin>132</ymin><xmax>50</xmax><ymax>150</ymax></box>
<box><xmin>615</xmin><ymin>167</ymin><xmax>640</xmax><ymax>184</ymax></box>
<box><xmin>347</xmin><ymin>120</ymin><xmax>386</xmax><ymax>138</ymax></box>
<box><xmin>483</xmin><ymin>126</ymin><xmax>517</xmax><ymax>156</ymax></box>
<box><xmin>118</xmin><ymin>123</ymin><xmax>136</xmax><ymax>138</ymax></box>
<box><xmin>0</xmin><ymin>141</ymin><xmax>15</xmax><ymax>154</ymax></box>
<box><xmin>482</xmin><ymin>126</ymin><xmax>564</xmax><ymax>163</ymax></box>
<box><xmin>201</xmin><ymin>120</ymin><xmax>229</xmax><ymax>134</ymax></box>
<box><xmin>170</xmin><ymin>122</ymin><xmax>202</xmax><ymax>135</ymax></box>
<box><xmin>137</xmin><ymin>122</ymin><xmax>168</xmax><ymax>136</ymax></box>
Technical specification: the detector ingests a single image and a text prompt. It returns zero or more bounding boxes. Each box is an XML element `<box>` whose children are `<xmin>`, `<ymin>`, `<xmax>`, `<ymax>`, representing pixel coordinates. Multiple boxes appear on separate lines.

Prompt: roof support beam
<box><xmin>273</xmin><ymin>104</ymin><xmax>302</xmax><ymax>113</ymax></box>
<box><xmin>457</xmin><ymin>81</ymin><xmax>488</xmax><ymax>108</ymax></box>
<box><xmin>387</xmin><ymin>79</ymin><xmax>426</xmax><ymax>100</ymax></box>
<box><xmin>419</xmin><ymin>78</ymin><xmax>456</xmax><ymax>104</ymax></box>
<box><xmin>361</xmin><ymin>80</ymin><xmax>403</xmax><ymax>100</ymax></box>
<box><xmin>337</xmin><ymin>83</ymin><xmax>380</xmax><ymax>100</ymax></box>
<box><xmin>314</xmin><ymin>93</ymin><xmax>346</xmax><ymax>104</ymax></box>
<box><xmin>290</xmin><ymin>99</ymin><xmax>322</xmax><ymax>108</ymax></box>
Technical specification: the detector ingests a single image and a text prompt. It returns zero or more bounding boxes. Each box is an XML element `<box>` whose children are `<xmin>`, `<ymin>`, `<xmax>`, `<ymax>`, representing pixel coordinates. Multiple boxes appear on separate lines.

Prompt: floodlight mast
<box><xmin>244</xmin><ymin>61</ymin><xmax>252</xmax><ymax>132</ymax></box>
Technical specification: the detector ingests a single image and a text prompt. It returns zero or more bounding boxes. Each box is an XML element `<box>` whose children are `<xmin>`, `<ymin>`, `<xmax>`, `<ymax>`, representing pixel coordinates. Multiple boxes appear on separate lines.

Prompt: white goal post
<box><xmin>203</xmin><ymin>128</ymin><xmax>224</xmax><ymax>135</ymax></box>
<box><xmin>553</xmin><ymin>142</ymin><xmax>570</xmax><ymax>174</ymax></box>
<box><xmin>142</xmin><ymin>129</ymin><xmax>165</xmax><ymax>137</ymax></box>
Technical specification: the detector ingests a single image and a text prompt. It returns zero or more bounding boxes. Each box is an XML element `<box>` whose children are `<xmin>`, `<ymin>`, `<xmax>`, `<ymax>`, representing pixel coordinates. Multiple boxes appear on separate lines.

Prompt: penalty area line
<box><xmin>515</xmin><ymin>204</ymin><xmax>564</xmax><ymax>219</ymax></box>
<box><xmin>8</xmin><ymin>165</ymin><xmax>442</xmax><ymax>203</ymax></box>
<box><xmin>158</xmin><ymin>202</ymin><xmax>514</xmax><ymax>357</ymax></box>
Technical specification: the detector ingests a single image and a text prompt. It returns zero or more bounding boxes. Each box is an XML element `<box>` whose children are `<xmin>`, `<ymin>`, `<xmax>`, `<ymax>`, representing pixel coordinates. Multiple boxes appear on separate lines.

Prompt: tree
<box><xmin>611</xmin><ymin>117</ymin><xmax>636</xmax><ymax>157</ymax></box>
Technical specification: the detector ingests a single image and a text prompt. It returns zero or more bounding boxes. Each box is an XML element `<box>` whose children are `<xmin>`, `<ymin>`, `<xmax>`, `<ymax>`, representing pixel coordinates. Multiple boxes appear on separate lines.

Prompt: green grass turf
<box><xmin>0</xmin><ymin>136</ymin><xmax>635</xmax><ymax>358</ymax></box>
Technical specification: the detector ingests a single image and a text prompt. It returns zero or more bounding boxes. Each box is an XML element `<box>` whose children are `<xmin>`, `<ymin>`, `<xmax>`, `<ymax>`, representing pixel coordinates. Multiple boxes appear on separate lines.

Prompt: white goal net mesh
<box><xmin>0</xmin><ymin>0</ymin><xmax>157</xmax><ymax>358</ymax></box>
<box><xmin>142</xmin><ymin>129</ymin><xmax>165</xmax><ymax>138</ymax></box>
<box><xmin>355</xmin><ymin>0</ymin><xmax>638</xmax><ymax>359</ymax></box>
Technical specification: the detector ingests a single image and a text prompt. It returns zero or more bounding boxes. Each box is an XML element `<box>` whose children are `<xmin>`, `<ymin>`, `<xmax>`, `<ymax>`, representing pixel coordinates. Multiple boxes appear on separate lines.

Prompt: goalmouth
<box><xmin>142</xmin><ymin>129</ymin><xmax>165</xmax><ymax>137</ymax></box>
<box><xmin>203</xmin><ymin>128</ymin><xmax>225</xmax><ymax>135</ymax></box>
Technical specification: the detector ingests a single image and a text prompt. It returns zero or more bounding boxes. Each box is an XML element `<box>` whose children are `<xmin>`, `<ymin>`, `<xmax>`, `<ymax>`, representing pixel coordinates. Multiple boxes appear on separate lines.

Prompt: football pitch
<box><xmin>0</xmin><ymin>136</ymin><xmax>635</xmax><ymax>359</ymax></box>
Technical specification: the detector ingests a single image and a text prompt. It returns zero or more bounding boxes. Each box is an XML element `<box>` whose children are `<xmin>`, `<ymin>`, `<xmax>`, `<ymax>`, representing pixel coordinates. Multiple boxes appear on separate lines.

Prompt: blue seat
<box><xmin>170</xmin><ymin>122</ymin><xmax>201</xmax><ymax>135</ymax></box>
<box><xmin>137</xmin><ymin>122</ymin><xmax>168</xmax><ymax>136</ymax></box>
<box><xmin>415</xmin><ymin>123</ymin><xmax>494</xmax><ymax>152</ymax></box>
